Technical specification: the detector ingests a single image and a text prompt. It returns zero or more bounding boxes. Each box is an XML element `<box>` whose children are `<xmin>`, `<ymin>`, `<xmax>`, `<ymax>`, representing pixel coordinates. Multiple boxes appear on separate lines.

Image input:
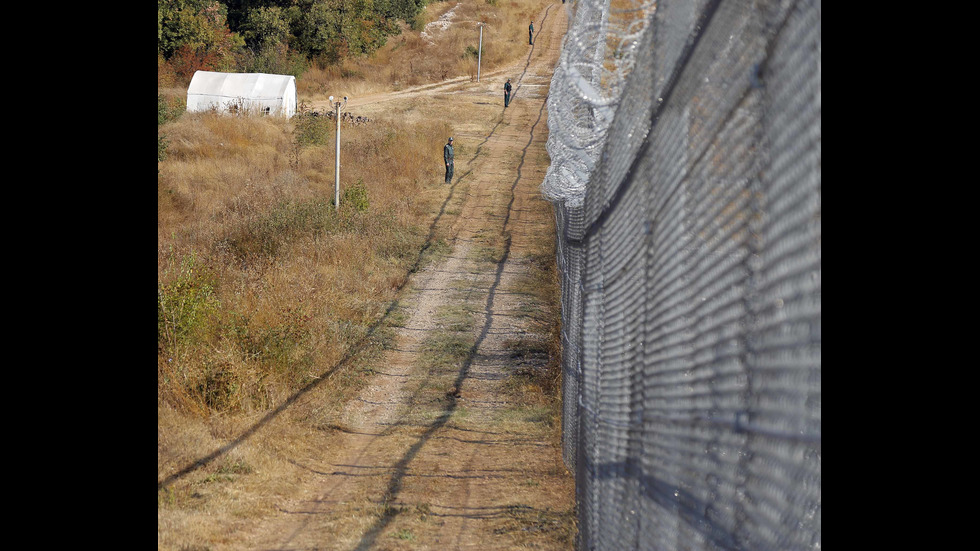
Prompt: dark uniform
<box><xmin>504</xmin><ymin>79</ymin><xmax>512</xmax><ymax>107</ymax></box>
<box><xmin>444</xmin><ymin>137</ymin><xmax>454</xmax><ymax>184</ymax></box>
<box><xmin>529</xmin><ymin>21</ymin><xmax>534</xmax><ymax>45</ymax></box>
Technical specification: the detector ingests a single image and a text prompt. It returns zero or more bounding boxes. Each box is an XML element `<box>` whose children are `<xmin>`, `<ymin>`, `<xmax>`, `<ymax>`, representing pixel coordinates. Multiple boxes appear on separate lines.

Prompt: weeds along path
<box><xmin>233</xmin><ymin>4</ymin><xmax>575</xmax><ymax>550</ymax></box>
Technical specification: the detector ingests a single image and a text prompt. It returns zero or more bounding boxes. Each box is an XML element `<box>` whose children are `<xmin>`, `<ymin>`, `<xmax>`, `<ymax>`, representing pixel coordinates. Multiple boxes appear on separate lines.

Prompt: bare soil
<box><xmin>159</xmin><ymin>4</ymin><xmax>573</xmax><ymax>549</ymax></box>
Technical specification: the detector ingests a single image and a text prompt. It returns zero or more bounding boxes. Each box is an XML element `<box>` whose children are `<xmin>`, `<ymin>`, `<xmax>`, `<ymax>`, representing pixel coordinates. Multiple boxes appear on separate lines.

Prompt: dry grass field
<box><xmin>295</xmin><ymin>0</ymin><xmax>549</xmax><ymax>99</ymax></box>
<box><xmin>158</xmin><ymin>1</ymin><xmax>572</xmax><ymax>549</ymax></box>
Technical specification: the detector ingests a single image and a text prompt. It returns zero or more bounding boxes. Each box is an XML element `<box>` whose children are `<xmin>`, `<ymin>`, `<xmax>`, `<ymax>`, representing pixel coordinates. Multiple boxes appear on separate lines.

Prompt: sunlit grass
<box><xmin>157</xmin><ymin>0</ymin><xmax>560</xmax><ymax>546</ymax></box>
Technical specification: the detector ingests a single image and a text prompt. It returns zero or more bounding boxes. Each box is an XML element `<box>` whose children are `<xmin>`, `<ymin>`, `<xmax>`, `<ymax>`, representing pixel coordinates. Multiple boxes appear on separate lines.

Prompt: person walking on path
<box><xmin>529</xmin><ymin>21</ymin><xmax>534</xmax><ymax>45</ymax></box>
<box><xmin>443</xmin><ymin>137</ymin><xmax>454</xmax><ymax>184</ymax></box>
<box><xmin>504</xmin><ymin>79</ymin><xmax>512</xmax><ymax>107</ymax></box>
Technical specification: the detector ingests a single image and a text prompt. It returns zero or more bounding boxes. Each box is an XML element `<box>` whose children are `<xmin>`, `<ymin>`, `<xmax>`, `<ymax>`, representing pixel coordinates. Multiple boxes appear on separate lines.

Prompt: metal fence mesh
<box><xmin>542</xmin><ymin>0</ymin><xmax>820</xmax><ymax>549</ymax></box>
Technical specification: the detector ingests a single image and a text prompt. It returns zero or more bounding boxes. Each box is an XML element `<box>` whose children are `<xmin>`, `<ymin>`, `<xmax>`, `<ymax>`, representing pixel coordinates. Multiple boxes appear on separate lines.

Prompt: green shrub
<box><xmin>343</xmin><ymin>179</ymin><xmax>370</xmax><ymax>212</ymax></box>
<box><xmin>158</xmin><ymin>94</ymin><xmax>184</xmax><ymax>163</ymax></box>
<box><xmin>241</xmin><ymin>41</ymin><xmax>309</xmax><ymax>78</ymax></box>
<box><xmin>158</xmin><ymin>252</ymin><xmax>220</xmax><ymax>352</ymax></box>
<box><xmin>158</xmin><ymin>94</ymin><xmax>185</xmax><ymax>125</ymax></box>
<box><xmin>294</xmin><ymin>111</ymin><xmax>332</xmax><ymax>146</ymax></box>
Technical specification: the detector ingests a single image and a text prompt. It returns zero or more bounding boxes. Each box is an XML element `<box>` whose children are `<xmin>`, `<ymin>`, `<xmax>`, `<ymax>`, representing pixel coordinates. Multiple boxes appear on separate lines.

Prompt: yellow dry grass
<box><xmin>296</xmin><ymin>0</ymin><xmax>551</xmax><ymax>100</ymax></box>
<box><xmin>158</xmin><ymin>0</ymin><xmax>561</xmax><ymax>547</ymax></box>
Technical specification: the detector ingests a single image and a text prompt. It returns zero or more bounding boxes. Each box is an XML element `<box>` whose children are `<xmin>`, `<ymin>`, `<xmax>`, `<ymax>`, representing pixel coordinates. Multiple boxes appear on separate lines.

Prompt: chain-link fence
<box><xmin>542</xmin><ymin>0</ymin><xmax>820</xmax><ymax>549</ymax></box>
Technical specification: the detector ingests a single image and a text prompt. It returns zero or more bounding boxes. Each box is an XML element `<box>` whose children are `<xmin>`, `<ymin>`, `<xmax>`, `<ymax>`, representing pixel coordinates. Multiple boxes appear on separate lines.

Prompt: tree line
<box><xmin>158</xmin><ymin>0</ymin><xmax>428</xmax><ymax>78</ymax></box>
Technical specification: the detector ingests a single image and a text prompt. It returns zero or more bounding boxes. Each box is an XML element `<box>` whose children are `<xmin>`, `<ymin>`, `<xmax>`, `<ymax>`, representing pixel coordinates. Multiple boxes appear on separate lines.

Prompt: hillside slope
<box><xmin>159</xmin><ymin>1</ymin><xmax>573</xmax><ymax>549</ymax></box>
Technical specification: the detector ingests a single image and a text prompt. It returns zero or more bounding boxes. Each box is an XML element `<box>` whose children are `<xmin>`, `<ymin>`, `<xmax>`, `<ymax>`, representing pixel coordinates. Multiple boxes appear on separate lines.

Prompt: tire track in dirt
<box><xmin>425</xmin><ymin>77</ymin><xmax>559</xmax><ymax>551</ymax></box>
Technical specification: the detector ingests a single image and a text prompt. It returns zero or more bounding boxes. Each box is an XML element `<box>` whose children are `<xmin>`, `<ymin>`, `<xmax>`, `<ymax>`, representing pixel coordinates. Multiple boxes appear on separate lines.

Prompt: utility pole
<box><xmin>477</xmin><ymin>23</ymin><xmax>484</xmax><ymax>82</ymax></box>
<box><xmin>329</xmin><ymin>95</ymin><xmax>347</xmax><ymax>212</ymax></box>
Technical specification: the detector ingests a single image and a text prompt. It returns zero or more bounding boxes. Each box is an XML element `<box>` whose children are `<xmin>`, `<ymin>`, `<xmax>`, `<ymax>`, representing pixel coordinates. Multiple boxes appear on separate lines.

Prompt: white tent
<box><xmin>186</xmin><ymin>71</ymin><xmax>297</xmax><ymax>118</ymax></box>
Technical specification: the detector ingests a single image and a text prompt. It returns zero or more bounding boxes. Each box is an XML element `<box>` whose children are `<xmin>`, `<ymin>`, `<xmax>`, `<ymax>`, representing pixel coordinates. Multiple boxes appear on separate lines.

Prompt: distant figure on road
<box><xmin>444</xmin><ymin>137</ymin><xmax>454</xmax><ymax>184</ymax></box>
<box><xmin>504</xmin><ymin>79</ymin><xmax>512</xmax><ymax>107</ymax></box>
<box><xmin>529</xmin><ymin>21</ymin><xmax>534</xmax><ymax>45</ymax></box>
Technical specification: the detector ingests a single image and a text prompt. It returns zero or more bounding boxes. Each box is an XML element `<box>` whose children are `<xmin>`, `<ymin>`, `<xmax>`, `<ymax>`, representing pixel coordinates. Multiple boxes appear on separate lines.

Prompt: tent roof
<box><xmin>188</xmin><ymin>71</ymin><xmax>295</xmax><ymax>101</ymax></box>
